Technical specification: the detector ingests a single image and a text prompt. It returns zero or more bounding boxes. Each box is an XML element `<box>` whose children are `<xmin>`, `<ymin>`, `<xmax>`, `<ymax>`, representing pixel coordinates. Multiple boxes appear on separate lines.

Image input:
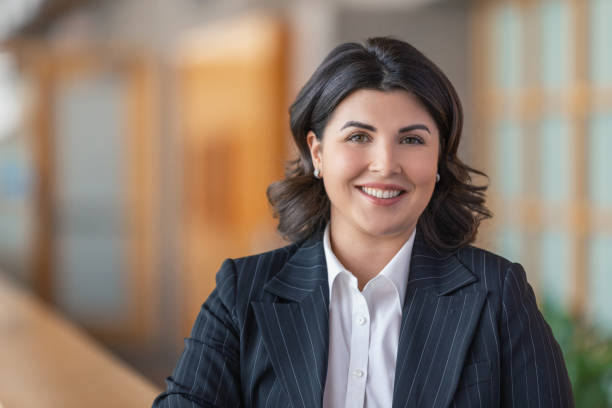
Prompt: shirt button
<box><xmin>357</xmin><ymin>316</ymin><xmax>367</xmax><ymax>325</ymax></box>
<box><xmin>352</xmin><ymin>369</ymin><xmax>364</xmax><ymax>378</ymax></box>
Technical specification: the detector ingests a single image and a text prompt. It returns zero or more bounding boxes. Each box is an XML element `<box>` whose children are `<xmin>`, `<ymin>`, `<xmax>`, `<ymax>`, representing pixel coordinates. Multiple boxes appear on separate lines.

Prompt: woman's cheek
<box><xmin>328</xmin><ymin>148</ymin><xmax>363</xmax><ymax>176</ymax></box>
<box><xmin>404</xmin><ymin>155</ymin><xmax>437</xmax><ymax>183</ymax></box>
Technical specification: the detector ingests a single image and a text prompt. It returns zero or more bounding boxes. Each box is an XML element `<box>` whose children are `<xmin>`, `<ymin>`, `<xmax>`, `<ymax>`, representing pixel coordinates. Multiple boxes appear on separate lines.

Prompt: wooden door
<box><xmin>176</xmin><ymin>14</ymin><xmax>288</xmax><ymax>335</ymax></box>
<box><xmin>19</xmin><ymin>45</ymin><xmax>158</xmax><ymax>344</ymax></box>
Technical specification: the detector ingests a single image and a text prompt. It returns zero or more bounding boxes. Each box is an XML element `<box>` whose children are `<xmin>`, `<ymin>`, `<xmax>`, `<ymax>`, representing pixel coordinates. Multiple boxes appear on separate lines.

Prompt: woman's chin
<box><xmin>357</xmin><ymin>221</ymin><xmax>416</xmax><ymax>242</ymax></box>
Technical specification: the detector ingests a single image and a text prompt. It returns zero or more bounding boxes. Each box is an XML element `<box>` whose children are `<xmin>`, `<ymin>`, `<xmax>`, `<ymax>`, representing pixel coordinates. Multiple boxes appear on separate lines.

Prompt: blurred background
<box><xmin>0</xmin><ymin>0</ymin><xmax>611</xmax><ymax>406</ymax></box>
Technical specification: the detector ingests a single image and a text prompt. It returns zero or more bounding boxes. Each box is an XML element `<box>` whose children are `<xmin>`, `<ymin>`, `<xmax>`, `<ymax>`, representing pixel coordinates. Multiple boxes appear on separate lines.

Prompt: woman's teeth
<box><xmin>361</xmin><ymin>187</ymin><xmax>402</xmax><ymax>199</ymax></box>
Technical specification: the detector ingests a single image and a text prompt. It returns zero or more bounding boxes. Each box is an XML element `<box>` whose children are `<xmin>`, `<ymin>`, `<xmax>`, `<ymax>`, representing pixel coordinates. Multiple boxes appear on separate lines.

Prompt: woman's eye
<box><xmin>347</xmin><ymin>133</ymin><xmax>370</xmax><ymax>143</ymax></box>
<box><xmin>400</xmin><ymin>135</ymin><xmax>424</xmax><ymax>144</ymax></box>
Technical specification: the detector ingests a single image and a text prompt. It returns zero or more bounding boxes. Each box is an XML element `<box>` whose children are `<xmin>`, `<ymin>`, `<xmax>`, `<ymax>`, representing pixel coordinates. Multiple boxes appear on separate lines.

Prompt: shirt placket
<box><xmin>344</xmin><ymin>285</ymin><xmax>370</xmax><ymax>408</ymax></box>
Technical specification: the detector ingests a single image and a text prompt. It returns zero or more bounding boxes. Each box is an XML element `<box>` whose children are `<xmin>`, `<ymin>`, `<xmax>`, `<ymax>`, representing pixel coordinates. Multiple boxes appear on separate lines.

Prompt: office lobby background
<box><xmin>0</xmin><ymin>0</ymin><xmax>611</xmax><ymax>404</ymax></box>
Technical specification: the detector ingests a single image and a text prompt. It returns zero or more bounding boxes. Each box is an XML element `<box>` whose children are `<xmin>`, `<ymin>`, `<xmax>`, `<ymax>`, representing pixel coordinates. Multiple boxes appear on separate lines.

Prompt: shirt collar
<box><xmin>323</xmin><ymin>224</ymin><xmax>348</xmax><ymax>295</ymax></box>
<box><xmin>323</xmin><ymin>224</ymin><xmax>416</xmax><ymax>307</ymax></box>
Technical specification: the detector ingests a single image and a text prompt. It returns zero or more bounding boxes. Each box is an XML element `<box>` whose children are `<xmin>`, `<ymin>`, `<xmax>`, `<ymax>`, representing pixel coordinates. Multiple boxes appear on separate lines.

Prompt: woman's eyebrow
<box><xmin>340</xmin><ymin>121</ymin><xmax>376</xmax><ymax>131</ymax></box>
<box><xmin>341</xmin><ymin>121</ymin><xmax>431</xmax><ymax>134</ymax></box>
<box><xmin>398</xmin><ymin>124</ymin><xmax>431</xmax><ymax>134</ymax></box>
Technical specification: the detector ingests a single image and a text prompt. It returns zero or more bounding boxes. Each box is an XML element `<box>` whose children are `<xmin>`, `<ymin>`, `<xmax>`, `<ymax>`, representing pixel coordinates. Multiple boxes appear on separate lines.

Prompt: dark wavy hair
<box><xmin>267</xmin><ymin>37</ymin><xmax>491</xmax><ymax>251</ymax></box>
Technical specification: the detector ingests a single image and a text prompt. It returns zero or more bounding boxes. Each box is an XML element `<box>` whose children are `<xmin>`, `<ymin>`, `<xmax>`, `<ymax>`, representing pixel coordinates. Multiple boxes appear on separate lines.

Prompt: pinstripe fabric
<box><xmin>153</xmin><ymin>231</ymin><xmax>574</xmax><ymax>407</ymax></box>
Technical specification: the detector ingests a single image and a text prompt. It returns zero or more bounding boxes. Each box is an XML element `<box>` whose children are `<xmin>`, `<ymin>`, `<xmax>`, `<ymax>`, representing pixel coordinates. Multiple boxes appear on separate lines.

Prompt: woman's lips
<box><xmin>356</xmin><ymin>185</ymin><xmax>405</xmax><ymax>206</ymax></box>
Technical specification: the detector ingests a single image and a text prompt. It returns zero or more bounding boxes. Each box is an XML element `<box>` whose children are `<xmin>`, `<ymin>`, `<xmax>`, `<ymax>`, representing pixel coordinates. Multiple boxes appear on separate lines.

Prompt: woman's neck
<box><xmin>329</xmin><ymin>222</ymin><xmax>415</xmax><ymax>290</ymax></box>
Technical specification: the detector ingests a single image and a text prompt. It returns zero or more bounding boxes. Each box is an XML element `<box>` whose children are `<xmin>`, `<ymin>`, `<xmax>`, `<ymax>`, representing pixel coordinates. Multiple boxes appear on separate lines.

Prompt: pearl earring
<box><xmin>314</xmin><ymin>168</ymin><xmax>321</xmax><ymax>179</ymax></box>
<box><xmin>436</xmin><ymin>173</ymin><xmax>440</xmax><ymax>183</ymax></box>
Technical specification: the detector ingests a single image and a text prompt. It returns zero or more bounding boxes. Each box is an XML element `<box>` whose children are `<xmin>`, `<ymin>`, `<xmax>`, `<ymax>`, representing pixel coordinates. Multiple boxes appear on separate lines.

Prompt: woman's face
<box><xmin>308</xmin><ymin>89</ymin><xmax>439</xmax><ymax>244</ymax></box>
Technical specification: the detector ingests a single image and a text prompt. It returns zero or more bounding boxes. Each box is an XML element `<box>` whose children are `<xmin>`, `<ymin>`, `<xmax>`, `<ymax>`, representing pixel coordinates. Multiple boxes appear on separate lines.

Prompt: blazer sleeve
<box><xmin>500</xmin><ymin>262</ymin><xmax>574</xmax><ymax>407</ymax></box>
<box><xmin>153</xmin><ymin>259</ymin><xmax>242</xmax><ymax>408</ymax></box>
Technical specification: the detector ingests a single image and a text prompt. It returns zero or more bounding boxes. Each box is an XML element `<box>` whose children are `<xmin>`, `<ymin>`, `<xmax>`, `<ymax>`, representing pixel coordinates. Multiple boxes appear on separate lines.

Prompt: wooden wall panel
<box><xmin>176</xmin><ymin>15</ymin><xmax>288</xmax><ymax>336</ymax></box>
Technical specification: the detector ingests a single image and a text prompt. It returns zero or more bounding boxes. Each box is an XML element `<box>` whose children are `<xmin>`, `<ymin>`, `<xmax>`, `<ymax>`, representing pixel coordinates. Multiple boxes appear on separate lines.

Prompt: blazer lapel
<box><xmin>392</xmin><ymin>232</ymin><xmax>487</xmax><ymax>408</ymax></box>
<box><xmin>251</xmin><ymin>235</ymin><xmax>329</xmax><ymax>408</ymax></box>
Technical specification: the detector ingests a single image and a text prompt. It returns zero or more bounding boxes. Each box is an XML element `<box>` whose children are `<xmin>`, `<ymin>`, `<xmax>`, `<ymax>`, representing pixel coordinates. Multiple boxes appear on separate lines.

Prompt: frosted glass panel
<box><xmin>0</xmin><ymin>138</ymin><xmax>32</xmax><ymax>281</ymax></box>
<box><xmin>53</xmin><ymin>72</ymin><xmax>127</xmax><ymax>324</ymax></box>
<box><xmin>497</xmin><ymin>228</ymin><xmax>522</xmax><ymax>263</ymax></box>
<box><xmin>540</xmin><ymin>231</ymin><xmax>571</xmax><ymax>309</ymax></box>
<box><xmin>496</xmin><ymin>121</ymin><xmax>523</xmax><ymax>197</ymax></box>
<box><xmin>540</xmin><ymin>1</ymin><xmax>571</xmax><ymax>88</ymax></box>
<box><xmin>493</xmin><ymin>5</ymin><xmax>522</xmax><ymax>88</ymax></box>
<box><xmin>540</xmin><ymin>117</ymin><xmax>571</xmax><ymax>201</ymax></box>
<box><xmin>588</xmin><ymin>235</ymin><xmax>612</xmax><ymax>333</ymax></box>
<box><xmin>55</xmin><ymin>235</ymin><xmax>125</xmax><ymax>320</ymax></box>
<box><xmin>590</xmin><ymin>0</ymin><xmax>612</xmax><ymax>84</ymax></box>
<box><xmin>588</xmin><ymin>115</ymin><xmax>612</xmax><ymax>206</ymax></box>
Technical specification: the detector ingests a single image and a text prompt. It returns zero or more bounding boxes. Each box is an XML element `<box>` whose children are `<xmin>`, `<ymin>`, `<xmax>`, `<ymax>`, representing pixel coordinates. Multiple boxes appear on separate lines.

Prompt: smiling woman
<box><xmin>154</xmin><ymin>38</ymin><xmax>574</xmax><ymax>408</ymax></box>
<box><xmin>305</xmin><ymin>90</ymin><xmax>440</xmax><ymax>289</ymax></box>
<box><xmin>268</xmin><ymin>39</ymin><xmax>491</xmax><ymax>256</ymax></box>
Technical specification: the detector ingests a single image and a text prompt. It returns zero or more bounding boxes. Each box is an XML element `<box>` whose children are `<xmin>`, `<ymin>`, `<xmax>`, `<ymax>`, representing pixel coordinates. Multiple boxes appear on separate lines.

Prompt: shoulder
<box><xmin>213</xmin><ymin>240</ymin><xmax>304</xmax><ymax>302</ymax></box>
<box><xmin>230</xmin><ymin>241</ymin><xmax>301</xmax><ymax>278</ymax></box>
<box><xmin>454</xmin><ymin>244</ymin><xmax>518</xmax><ymax>293</ymax></box>
<box><xmin>456</xmin><ymin>244</ymin><xmax>514</xmax><ymax>271</ymax></box>
<box><xmin>453</xmin><ymin>244</ymin><xmax>540</xmax><ymax>321</ymax></box>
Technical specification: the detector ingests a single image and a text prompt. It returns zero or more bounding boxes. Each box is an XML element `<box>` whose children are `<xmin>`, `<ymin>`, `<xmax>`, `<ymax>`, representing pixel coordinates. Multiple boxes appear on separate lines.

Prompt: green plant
<box><xmin>543</xmin><ymin>302</ymin><xmax>612</xmax><ymax>408</ymax></box>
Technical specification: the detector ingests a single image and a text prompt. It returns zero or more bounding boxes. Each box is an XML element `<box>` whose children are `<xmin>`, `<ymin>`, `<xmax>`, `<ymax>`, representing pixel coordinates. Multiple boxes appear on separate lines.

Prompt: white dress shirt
<box><xmin>322</xmin><ymin>224</ymin><xmax>416</xmax><ymax>408</ymax></box>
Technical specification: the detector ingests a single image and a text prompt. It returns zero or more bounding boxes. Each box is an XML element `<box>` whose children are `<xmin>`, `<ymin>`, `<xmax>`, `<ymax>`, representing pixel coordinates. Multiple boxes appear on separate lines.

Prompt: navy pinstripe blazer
<box><xmin>153</xmin><ymin>231</ymin><xmax>574</xmax><ymax>407</ymax></box>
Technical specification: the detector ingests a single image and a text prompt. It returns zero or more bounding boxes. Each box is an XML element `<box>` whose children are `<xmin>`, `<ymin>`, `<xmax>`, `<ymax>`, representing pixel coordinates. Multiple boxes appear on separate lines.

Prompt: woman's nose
<box><xmin>368</xmin><ymin>142</ymin><xmax>401</xmax><ymax>176</ymax></box>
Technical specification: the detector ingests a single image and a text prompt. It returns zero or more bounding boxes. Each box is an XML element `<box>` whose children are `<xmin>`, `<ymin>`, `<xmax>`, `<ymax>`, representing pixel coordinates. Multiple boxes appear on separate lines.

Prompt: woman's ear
<box><xmin>307</xmin><ymin>131</ymin><xmax>322</xmax><ymax>172</ymax></box>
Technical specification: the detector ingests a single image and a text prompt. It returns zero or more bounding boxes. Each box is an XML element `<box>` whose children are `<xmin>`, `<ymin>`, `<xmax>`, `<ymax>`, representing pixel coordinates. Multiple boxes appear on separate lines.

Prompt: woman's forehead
<box><xmin>325</xmin><ymin>89</ymin><xmax>437</xmax><ymax>132</ymax></box>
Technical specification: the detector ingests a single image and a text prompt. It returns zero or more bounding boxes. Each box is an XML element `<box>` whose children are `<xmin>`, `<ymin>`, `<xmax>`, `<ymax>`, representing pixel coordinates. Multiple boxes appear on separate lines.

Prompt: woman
<box><xmin>154</xmin><ymin>37</ymin><xmax>574</xmax><ymax>407</ymax></box>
